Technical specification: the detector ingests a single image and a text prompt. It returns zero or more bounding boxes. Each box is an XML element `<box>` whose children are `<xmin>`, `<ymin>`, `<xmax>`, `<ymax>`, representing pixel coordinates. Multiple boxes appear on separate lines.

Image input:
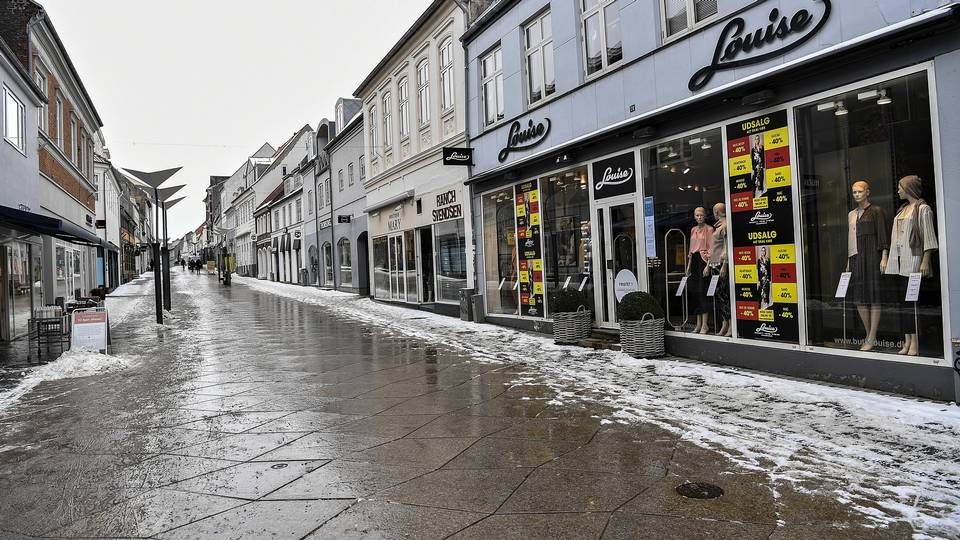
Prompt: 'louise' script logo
<box><xmin>499</xmin><ymin>118</ymin><xmax>551</xmax><ymax>162</ymax></box>
<box><xmin>749</xmin><ymin>211</ymin><xmax>774</xmax><ymax>225</ymax></box>
<box><xmin>689</xmin><ymin>1</ymin><xmax>831</xmax><ymax>91</ymax></box>
<box><xmin>755</xmin><ymin>323</ymin><xmax>780</xmax><ymax>338</ymax></box>
<box><xmin>447</xmin><ymin>151</ymin><xmax>470</xmax><ymax>162</ymax></box>
<box><xmin>595</xmin><ymin>166</ymin><xmax>634</xmax><ymax>191</ymax></box>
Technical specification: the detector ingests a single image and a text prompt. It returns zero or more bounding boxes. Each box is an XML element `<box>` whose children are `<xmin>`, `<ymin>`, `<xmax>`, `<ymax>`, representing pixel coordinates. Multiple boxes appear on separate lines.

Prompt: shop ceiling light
<box><xmin>688</xmin><ymin>138</ymin><xmax>702</xmax><ymax>145</ymax></box>
<box><xmin>817</xmin><ymin>101</ymin><xmax>838</xmax><ymax>112</ymax></box>
<box><xmin>834</xmin><ymin>102</ymin><xmax>848</xmax><ymax>116</ymax></box>
<box><xmin>682</xmin><ymin>167</ymin><xmax>691</xmax><ymax>175</ymax></box>
<box><xmin>667</xmin><ymin>148</ymin><xmax>678</xmax><ymax>158</ymax></box>
<box><xmin>857</xmin><ymin>90</ymin><xmax>878</xmax><ymax>101</ymax></box>
<box><xmin>701</xmin><ymin>140</ymin><xmax>712</xmax><ymax>150</ymax></box>
<box><xmin>877</xmin><ymin>89</ymin><xmax>892</xmax><ymax>105</ymax></box>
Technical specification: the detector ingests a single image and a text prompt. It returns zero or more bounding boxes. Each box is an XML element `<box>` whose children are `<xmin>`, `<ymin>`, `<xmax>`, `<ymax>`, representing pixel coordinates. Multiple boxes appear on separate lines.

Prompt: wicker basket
<box><xmin>620</xmin><ymin>313</ymin><xmax>665</xmax><ymax>358</ymax></box>
<box><xmin>553</xmin><ymin>308</ymin><xmax>592</xmax><ymax>344</ymax></box>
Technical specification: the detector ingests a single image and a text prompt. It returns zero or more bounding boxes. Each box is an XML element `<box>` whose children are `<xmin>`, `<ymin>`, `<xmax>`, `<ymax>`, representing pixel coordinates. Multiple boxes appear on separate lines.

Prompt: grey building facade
<box><xmin>327</xmin><ymin>99</ymin><xmax>369</xmax><ymax>295</ymax></box>
<box><xmin>465</xmin><ymin>0</ymin><xmax>960</xmax><ymax>399</ymax></box>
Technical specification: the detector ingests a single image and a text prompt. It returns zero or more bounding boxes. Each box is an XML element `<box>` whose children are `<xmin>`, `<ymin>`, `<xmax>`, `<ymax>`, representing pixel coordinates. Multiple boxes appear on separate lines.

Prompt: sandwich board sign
<box><xmin>71</xmin><ymin>309</ymin><xmax>109</xmax><ymax>353</ymax></box>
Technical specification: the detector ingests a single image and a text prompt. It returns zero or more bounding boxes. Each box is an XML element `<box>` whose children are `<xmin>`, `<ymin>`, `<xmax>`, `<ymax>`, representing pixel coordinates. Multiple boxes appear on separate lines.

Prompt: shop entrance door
<box><xmin>0</xmin><ymin>246</ymin><xmax>9</xmax><ymax>341</ymax></box>
<box><xmin>418</xmin><ymin>227</ymin><xmax>435</xmax><ymax>303</ymax></box>
<box><xmin>388</xmin><ymin>234</ymin><xmax>404</xmax><ymax>301</ymax></box>
<box><xmin>594</xmin><ymin>201</ymin><xmax>640</xmax><ymax>327</ymax></box>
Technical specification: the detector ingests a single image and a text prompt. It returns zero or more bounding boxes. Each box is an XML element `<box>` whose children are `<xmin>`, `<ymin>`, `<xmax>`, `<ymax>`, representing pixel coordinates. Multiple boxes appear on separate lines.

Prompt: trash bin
<box><xmin>458</xmin><ymin>288</ymin><xmax>475</xmax><ymax>322</ymax></box>
<box><xmin>472</xmin><ymin>294</ymin><xmax>485</xmax><ymax>324</ymax></box>
<box><xmin>300</xmin><ymin>269</ymin><xmax>309</xmax><ymax>285</ymax></box>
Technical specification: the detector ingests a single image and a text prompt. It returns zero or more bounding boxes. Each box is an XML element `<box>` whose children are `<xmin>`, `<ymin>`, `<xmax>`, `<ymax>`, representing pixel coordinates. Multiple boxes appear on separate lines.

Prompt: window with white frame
<box><xmin>359</xmin><ymin>155</ymin><xmax>366</xmax><ymax>180</ymax></box>
<box><xmin>663</xmin><ymin>0</ymin><xmax>717</xmax><ymax>38</ymax></box>
<box><xmin>35</xmin><ymin>70</ymin><xmax>47</xmax><ymax>133</ymax></box>
<box><xmin>398</xmin><ymin>77</ymin><xmax>410</xmax><ymax>138</ymax></box>
<box><xmin>368</xmin><ymin>104</ymin><xmax>378</xmax><ymax>155</ymax></box>
<box><xmin>3</xmin><ymin>85</ymin><xmax>25</xmax><ymax>152</ymax></box>
<box><xmin>70</xmin><ymin>116</ymin><xmax>78</xmax><ymax>163</ymax></box>
<box><xmin>481</xmin><ymin>48</ymin><xmax>503</xmax><ymax>126</ymax></box>
<box><xmin>307</xmin><ymin>190</ymin><xmax>313</xmax><ymax>214</ymax></box>
<box><xmin>338</xmin><ymin>169</ymin><xmax>344</xmax><ymax>191</ymax></box>
<box><xmin>382</xmin><ymin>92</ymin><xmax>392</xmax><ymax>148</ymax></box>
<box><xmin>525</xmin><ymin>11</ymin><xmax>555</xmax><ymax>104</ymax></box>
<box><xmin>296</xmin><ymin>198</ymin><xmax>302</xmax><ymax>221</ymax></box>
<box><xmin>54</xmin><ymin>94</ymin><xmax>63</xmax><ymax>149</ymax></box>
<box><xmin>335</xmin><ymin>102</ymin><xmax>344</xmax><ymax>131</ymax></box>
<box><xmin>582</xmin><ymin>0</ymin><xmax>622</xmax><ymax>76</ymax></box>
<box><xmin>274</xmin><ymin>209</ymin><xmax>279</xmax><ymax>229</ymax></box>
<box><xmin>417</xmin><ymin>60</ymin><xmax>430</xmax><ymax>125</ymax></box>
<box><xmin>348</xmin><ymin>163</ymin><xmax>354</xmax><ymax>186</ymax></box>
<box><xmin>439</xmin><ymin>39</ymin><xmax>455</xmax><ymax>112</ymax></box>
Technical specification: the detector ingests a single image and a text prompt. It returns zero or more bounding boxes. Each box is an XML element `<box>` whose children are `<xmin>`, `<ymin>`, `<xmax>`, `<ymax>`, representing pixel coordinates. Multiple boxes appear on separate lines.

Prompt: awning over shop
<box><xmin>362</xmin><ymin>189</ymin><xmax>415</xmax><ymax>214</ymax></box>
<box><xmin>0</xmin><ymin>205</ymin><xmax>100</xmax><ymax>246</ymax></box>
<box><xmin>100</xmin><ymin>240</ymin><xmax>120</xmax><ymax>252</ymax></box>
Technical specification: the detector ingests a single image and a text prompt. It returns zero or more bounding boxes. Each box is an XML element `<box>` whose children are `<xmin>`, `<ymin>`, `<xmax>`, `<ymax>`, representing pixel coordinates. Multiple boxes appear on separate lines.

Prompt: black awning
<box><xmin>272</xmin><ymin>237</ymin><xmax>279</xmax><ymax>251</ymax></box>
<box><xmin>0</xmin><ymin>205</ymin><xmax>101</xmax><ymax>246</ymax></box>
<box><xmin>103</xmin><ymin>240</ymin><xmax>120</xmax><ymax>252</ymax></box>
<box><xmin>280</xmin><ymin>235</ymin><xmax>287</xmax><ymax>251</ymax></box>
<box><xmin>292</xmin><ymin>239</ymin><xmax>301</xmax><ymax>250</ymax></box>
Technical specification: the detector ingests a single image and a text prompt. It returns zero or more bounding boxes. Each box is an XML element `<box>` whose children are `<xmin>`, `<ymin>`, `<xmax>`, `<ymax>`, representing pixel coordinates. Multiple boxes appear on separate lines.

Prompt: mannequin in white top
<box><xmin>881</xmin><ymin>175</ymin><xmax>938</xmax><ymax>356</ymax></box>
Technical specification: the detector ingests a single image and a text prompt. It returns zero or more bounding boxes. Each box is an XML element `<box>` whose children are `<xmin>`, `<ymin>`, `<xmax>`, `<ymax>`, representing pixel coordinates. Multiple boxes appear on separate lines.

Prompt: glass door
<box><xmin>388</xmin><ymin>235</ymin><xmax>404</xmax><ymax>301</ymax></box>
<box><xmin>595</xmin><ymin>201</ymin><xmax>639</xmax><ymax>326</ymax></box>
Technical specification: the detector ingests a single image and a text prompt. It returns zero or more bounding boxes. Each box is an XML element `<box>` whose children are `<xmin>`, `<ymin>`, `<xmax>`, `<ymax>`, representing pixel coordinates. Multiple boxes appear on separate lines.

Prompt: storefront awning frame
<box><xmin>0</xmin><ymin>205</ymin><xmax>101</xmax><ymax>247</ymax></box>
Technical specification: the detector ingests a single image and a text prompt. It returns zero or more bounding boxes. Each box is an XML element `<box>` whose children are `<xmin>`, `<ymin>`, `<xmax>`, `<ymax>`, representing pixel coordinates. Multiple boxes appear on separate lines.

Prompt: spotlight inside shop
<box><xmin>834</xmin><ymin>102</ymin><xmax>849</xmax><ymax>116</ymax></box>
<box><xmin>877</xmin><ymin>89</ymin><xmax>892</xmax><ymax>105</ymax></box>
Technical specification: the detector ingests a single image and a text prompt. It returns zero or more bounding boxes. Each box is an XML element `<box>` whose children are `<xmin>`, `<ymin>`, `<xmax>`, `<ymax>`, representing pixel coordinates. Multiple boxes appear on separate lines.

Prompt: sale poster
<box><xmin>515</xmin><ymin>181</ymin><xmax>544</xmax><ymax>317</ymax></box>
<box><xmin>726</xmin><ymin>110</ymin><xmax>799</xmax><ymax>342</ymax></box>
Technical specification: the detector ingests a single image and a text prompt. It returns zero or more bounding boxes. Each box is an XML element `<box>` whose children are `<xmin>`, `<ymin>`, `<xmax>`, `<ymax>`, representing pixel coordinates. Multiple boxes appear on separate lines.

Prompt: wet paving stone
<box><xmin>0</xmin><ymin>272</ymin><xmax>914</xmax><ymax>537</ymax></box>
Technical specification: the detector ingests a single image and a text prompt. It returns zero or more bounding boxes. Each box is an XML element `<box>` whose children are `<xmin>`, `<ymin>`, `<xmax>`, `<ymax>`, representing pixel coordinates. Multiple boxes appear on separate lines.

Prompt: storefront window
<box><xmin>338</xmin><ymin>238</ymin><xmax>352</xmax><ymax>287</ymax></box>
<box><xmin>642</xmin><ymin>128</ymin><xmax>730</xmax><ymax>335</ymax></box>
<box><xmin>404</xmin><ymin>230</ymin><xmax>417</xmax><ymax>302</ymax></box>
<box><xmin>435</xmin><ymin>219</ymin><xmax>467</xmax><ymax>303</ymax></box>
<box><xmin>515</xmin><ymin>180</ymin><xmax>545</xmax><ymax>317</ymax></box>
<box><xmin>322</xmin><ymin>242</ymin><xmax>333</xmax><ymax>286</ymax></box>
<box><xmin>373</xmin><ymin>237</ymin><xmax>389</xmax><ymax>298</ymax></box>
<box><xmin>483</xmin><ymin>189</ymin><xmax>519</xmax><ymax>315</ymax></box>
<box><xmin>56</xmin><ymin>246</ymin><xmax>65</xmax><ymax>281</ymax></box>
<box><xmin>797</xmin><ymin>71</ymin><xmax>942</xmax><ymax>358</ymax></box>
<box><xmin>541</xmin><ymin>166</ymin><xmax>593</xmax><ymax>317</ymax></box>
<box><xmin>11</xmin><ymin>242</ymin><xmax>31</xmax><ymax>336</ymax></box>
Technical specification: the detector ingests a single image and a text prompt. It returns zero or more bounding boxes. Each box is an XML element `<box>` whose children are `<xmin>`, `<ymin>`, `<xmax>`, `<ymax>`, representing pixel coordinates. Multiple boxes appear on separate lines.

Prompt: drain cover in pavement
<box><xmin>271</xmin><ymin>463</ymin><xmax>289</xmax><ymax>470</ymax></box>
<box><xmin>675</xmin><ymin>482</ymin><xmax>723</xmax><ymax>499</ymax></box>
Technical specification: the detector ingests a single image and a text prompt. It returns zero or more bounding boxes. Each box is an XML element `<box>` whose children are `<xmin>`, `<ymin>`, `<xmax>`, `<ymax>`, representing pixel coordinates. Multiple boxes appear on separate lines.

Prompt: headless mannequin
<box><xmin>685</xmin><ymin>207</ymin><xmax>713</xmax><ymax>334</ymax></box>
<box><xmin>709</xmin><ymin>202</ymin><xmax>731</xmax><ymax>337</ymax></box>
<box><xmin>882</xmin><ymin>175</ymin><xmax>936</xmax><ymax>356</ymax></box>
<box><xmin>845</xmin><ymin>181</ymin><xmax>888</xmax><ymax>351</ymax></box>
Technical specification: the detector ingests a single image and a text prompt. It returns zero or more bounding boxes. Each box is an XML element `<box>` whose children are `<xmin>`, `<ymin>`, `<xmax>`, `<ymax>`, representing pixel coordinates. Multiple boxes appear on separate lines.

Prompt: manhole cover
<box><xmin>270</xmin><ymin>463</ymin><xmax>288</xmax><ymax>470</ymax></box>
<box><xmin>675</xmin><ymin>482</ymin><xmax>723</xmax><ymax>499</ymax></box>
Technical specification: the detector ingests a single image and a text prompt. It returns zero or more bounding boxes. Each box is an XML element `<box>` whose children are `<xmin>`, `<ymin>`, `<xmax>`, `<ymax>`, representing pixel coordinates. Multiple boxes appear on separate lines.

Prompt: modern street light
<box><xmin>123</xmin><ymin>167</ymin><xmax>182</xmax><ymax>324</ymax></box>
<box><xmin>157</xmin><ymin>185</ymin><xmax>186</xmax><ymax>311</ymax></box>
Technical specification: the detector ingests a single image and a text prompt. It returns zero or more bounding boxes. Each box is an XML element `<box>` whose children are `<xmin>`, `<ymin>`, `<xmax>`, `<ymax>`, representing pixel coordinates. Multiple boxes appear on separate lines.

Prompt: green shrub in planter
<box><xmin>618</xmin><ymin>291</ymin><xmax>664</xmax><ymax>321</ymax></box>
<box><xmin>551</xmin><ymin>288</ymin><xmax>590</xmax><ymax>313</ymax></box>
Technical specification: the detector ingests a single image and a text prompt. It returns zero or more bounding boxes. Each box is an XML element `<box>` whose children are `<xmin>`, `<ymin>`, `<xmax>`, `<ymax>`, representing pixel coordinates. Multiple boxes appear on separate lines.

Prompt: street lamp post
<box><xmin>157</xmin><ymin>186</ymin><xmax>186</xmax><ymax>310</ymax></box>
<box><xmin>124</xmin><ymin>167</ymin><xmax>182</xmax><ymax>324</ymax></box>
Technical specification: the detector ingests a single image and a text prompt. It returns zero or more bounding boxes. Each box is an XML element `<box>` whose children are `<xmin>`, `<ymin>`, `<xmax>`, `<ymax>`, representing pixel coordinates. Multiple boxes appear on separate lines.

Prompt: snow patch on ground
<box><xmin>232</xmin><ymin>276</ymin><xmax>960</xmax><ymax>538</ymax></box>
<box><xmin>0</xmin><ymin>350</ymin><xmax>133</xmax><ymax>412</ymax></box>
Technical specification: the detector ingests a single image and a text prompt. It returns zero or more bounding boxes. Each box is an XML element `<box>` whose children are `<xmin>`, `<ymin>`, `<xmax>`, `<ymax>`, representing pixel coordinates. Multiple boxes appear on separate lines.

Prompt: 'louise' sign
<box><xmin>591</xmin><ymin>151</ymin><xmax>637</xmax><ymax>200</ymax></box>
<box><xmin>498</xmin><ymin>117</ymin><xmax>551</xmax><ymax>162</ymax></box>
<box><xmin>689</xmin><ymin>1</ymin><xmax>832</xmax><ymax>92</ymax></box>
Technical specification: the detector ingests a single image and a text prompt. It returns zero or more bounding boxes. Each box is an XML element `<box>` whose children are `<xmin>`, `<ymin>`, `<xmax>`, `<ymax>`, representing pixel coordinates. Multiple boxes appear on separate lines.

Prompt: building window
<box><xmin>273</xmin><ymin>209</ymin><xmax>279</xmax><ymax>229</ymax></box>
<box><xmin>359</xmin><ymin>155</ymin><xmax>366</xmax><ymax>180</ymax></box>
<box><xmin>54</xmin><ymin>94</ymin><xmax>63</xmax><ymax>149</ymax></box>
<box><xmin>525</xmin><ymin>12</ymin><xmax>555</xmax><ymax>105</ymax></box>
<box><xmin>439</xmin><ymin>39</ymin><xmax>455</xmax><ymax>112</ymax></box>
<box><xmin>582</xmin><ymin>0</ymin><xmax>623</xmax><ymax>76</ymax></box>
<box><xmin>322</xmin><ymin>242</ymin><xmax>334</xmax><ymax>286</ymax></box>
<box><xmin>70</xmin><ymin>116</ymin><xmax>78</xmax><ymax>163</ymax></box>
<box><xmin>481</xmin><ymin>48</ymin><xmax>504</xmax><ymax>127</ymax></box>
<box><xmin>398</xmin><ymin>77</ymin><xmax>410</xmax><ymax>138</ymax></box>
<box><xmin>382</xmin><ymin>92</ymin><xmax>392</xmax><ymax>147</ymax></box>
<box><xmin>663</xmin><ymin>0</ymin><xmax>718</xmax><ymax>39</ymax></box>
<box><xmin>348</xmin><ymin>163</ymin><xmax>354</xmax><ymax>186</ymax></box>
<box><xmin>435</xmin><ymin>219</ymin><xmax>467</xmax><ymax>303</ymax></box>
<box><xmin>338</xmin><ymin>169</ymin><xmax>344</xmax><ymax>191</ymax></box>
<box><xmin>368</xmin><ymin>105</ymin><xmax>378</xmax><ymax>155</ymax></box>
<box><xmin>307</xmin><ymin>190</ymin><xmax>313</xmax><ymax>214</ymax></box>
<box><xmin>338</xmin><ymin>238</ymin><xmax>352</xmax><ymax>287</ymax></box>
<box><xmin>296</xmin><ymin>198</ymin><xmax>302</xmax><ymax>221</ymax></box>
<box><xmin>3</xmin><ymin>85</ymin><xmax>26</xmax><ymax>152</ymax></box>
<box><xmin>796</xmin><ymin>71</ymin><xmax>943</xmax><ymax>358</ymax></box>
<box><xmin>482</xmin><ymin>189</ymin><xmax>518</xmax><ymax>315</ymax></box>
<box><xmin>335</xmin><ymin>102</ymin><xmax>344</xmax><ymax>131</ymax></box>
<box><xmin>417</xmin><ymin>60</ymin><xmax>430</xmax><ymax>125</ymax></box>
<box><xmin>282</xmin><ymin>165</ymin><xmax>287</xmax><ymax>176</ymax></box>
<box><xmin>34</xmin><ymin>70</ymin><xmax>47</xmax><ymax>133</ymax></box>
<box><xmin>541</xmin><ymin>166</ymin><xmax>592</xmax><ymax>317</ymax></box>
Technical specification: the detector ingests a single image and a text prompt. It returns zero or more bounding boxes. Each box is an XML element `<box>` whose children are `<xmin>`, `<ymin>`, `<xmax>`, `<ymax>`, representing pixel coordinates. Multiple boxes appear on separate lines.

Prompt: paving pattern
<box><xmin>0</xmin><ymin>270</ymin><xmax>914</xmax><ymax>538</ymax></box>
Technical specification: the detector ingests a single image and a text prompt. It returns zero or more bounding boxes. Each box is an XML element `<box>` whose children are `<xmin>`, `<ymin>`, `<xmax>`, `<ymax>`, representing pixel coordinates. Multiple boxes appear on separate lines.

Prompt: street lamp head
<box><xmin>158</xmin><ymin>184</ymin><xmax>187</xmax><ymax>202</ymax></box>
<box><xmin>165</xmin><ymin>196</ymin><xmax>186</xmax><ymax>209</ymax></box>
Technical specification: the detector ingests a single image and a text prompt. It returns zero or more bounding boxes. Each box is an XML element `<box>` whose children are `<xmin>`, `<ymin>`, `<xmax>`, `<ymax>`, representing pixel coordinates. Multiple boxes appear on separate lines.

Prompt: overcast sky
<box><xmin>41</xmin><ymin>0</ymin><xmax>433</xmax><ymax>240</ymax></box>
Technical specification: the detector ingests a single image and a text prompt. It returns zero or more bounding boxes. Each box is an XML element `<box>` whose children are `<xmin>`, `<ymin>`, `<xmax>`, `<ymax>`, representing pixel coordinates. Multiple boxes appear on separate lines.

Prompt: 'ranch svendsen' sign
<box><xmin>689</xmin><ymin>0</ymin><xmax>832</xmax><ymax>91</ymax></box>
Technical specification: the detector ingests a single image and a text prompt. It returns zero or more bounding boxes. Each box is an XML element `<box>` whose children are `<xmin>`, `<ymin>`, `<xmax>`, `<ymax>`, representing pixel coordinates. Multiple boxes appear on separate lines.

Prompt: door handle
<box><xmin>605</xmin><ymin>260</ymin><xmax>614</xmax><ymax>270</ymax></box>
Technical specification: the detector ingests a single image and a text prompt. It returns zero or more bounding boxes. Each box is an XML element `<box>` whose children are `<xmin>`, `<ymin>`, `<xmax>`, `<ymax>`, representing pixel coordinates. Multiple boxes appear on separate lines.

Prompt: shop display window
<box><xmin>373</xmin><ymin>237</ymin><xmax>389</xmax><ymax>298</ymax></box>
<box><xmin>338</xmin><ymin>238</ymin><xmax>352</xmax><ymax>287</ymax></box>
<box><xmin>404</xmin><ymin>230</ymin><xmax>417</xmax><ymax>302</ymax></box>
<box><xmin>541</xmin><ymin>166</ymin><xmax>593</xmax><ymax>317</ymax></box>
<box><xmin>796</xmin><ymin>71</ymin><xmax>943</xmax><ymax>358</ymax></box>
<box><xmin>482</xmin><ymin>189</ymin><xmax>519</xmax><ymax>315</ymax></box>
<box><xmin>435</xmin><ymin>219</ymin><xmax>467</xmax><ymax>303</ymax></box>
<box><xmin>642</xmin><ymin>128</ymin><xmax>731</xmax><ymax>335</ymax></box>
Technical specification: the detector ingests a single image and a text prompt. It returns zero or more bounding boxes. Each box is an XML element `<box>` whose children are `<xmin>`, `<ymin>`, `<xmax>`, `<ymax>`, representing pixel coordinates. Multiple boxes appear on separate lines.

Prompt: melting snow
<box><xmin>0</xmin><ymin>350</ymin><xmax>133</xmax><ymax>412</ymax></box>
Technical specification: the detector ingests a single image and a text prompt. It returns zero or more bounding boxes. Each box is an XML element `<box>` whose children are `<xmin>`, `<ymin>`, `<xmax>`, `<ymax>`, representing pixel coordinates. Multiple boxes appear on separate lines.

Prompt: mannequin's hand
<box><xmin>880</xmin><ymin>257</ymin><xmax>887</xmax><ymax>273</ymax></box>
<box><xmin>920</xmin><ymin>259</ymin><xmax>932</xmax><ymax>278</ymax></box>
<box><xmin>720</xmin><ymin>266</ymin><xmax>727</xmax><ymax>278</ymax></box>
<box><xmin>703</xmin><ymin>267</ymin><xmax>711</xmax><ymax>278</ymax></box>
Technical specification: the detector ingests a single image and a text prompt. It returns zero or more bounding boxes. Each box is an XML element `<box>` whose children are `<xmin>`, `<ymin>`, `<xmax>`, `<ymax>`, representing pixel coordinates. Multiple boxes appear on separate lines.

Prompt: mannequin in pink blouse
<box><xmin>685</xmin><ymin>207</ymin><xmax>714</xmax><ymax>334</ymax></box>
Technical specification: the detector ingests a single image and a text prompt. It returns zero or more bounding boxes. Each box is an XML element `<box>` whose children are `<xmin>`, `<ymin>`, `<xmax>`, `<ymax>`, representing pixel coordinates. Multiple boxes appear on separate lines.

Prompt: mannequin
<box><xmin>756</xmin><ymin>246</ymin><xmax>771</xmax><ymax>309</ymax></box>
<box><xmin>685</xmin><ymin>207</ymin><xmax>714</xmax><ymax>334</ymax></box>
<box><xmin>750</xmin><ymin>134</ymin><xmax>765</xmax><ymax>197</ymax></box>
<box><xmin>706</xmin><ymin>203</ymin><xmax>731</xmax><ymax>336</ymax></box>
<box><xmin>882</xmin><ymin>175</ymin><xmax>938</xmax><ymax>356</ymax></box>
<box><xmin>845</xmin><ymin>181</ymin><xmax>888</xmax><ymax>351</ymax></box>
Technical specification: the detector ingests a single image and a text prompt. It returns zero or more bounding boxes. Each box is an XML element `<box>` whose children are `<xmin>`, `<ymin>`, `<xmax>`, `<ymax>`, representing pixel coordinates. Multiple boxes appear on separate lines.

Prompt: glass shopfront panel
<box><xmin>796</xmin><ymin>71</ymin><xmax>942</xmax><ymax>358</ymax></box>
<box><xmin>404</xmin><ymin>230</ymin><xmax>417</xmax><ymax>303</ymax></box>
<box><xmin>373</xmin><ymin>236</ymin><xmax>389</xmax><ymax>298</ymax></box>
<box><xmin>434</xmin><ymin>219</ymin><xmax>467</xmax><ymax>303</ymax></box>
<box><xmin>482</xmin><ymin>189</ymin><xmax>519</xmax><ymax>315</ymax></box>
<box><xmin>10</xmin><ymin>242</ymin><xmax>32</xmax><ymax>337</ymax></box>
<box><xmin>541</xmin><ymin>166</ymin><xmax>593</xmax><ymax>317</ymax></box>
<box><xmin>642</xmin><ymin>128</ymin><xmax>731</xmax><ymax>335</ymax></box>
